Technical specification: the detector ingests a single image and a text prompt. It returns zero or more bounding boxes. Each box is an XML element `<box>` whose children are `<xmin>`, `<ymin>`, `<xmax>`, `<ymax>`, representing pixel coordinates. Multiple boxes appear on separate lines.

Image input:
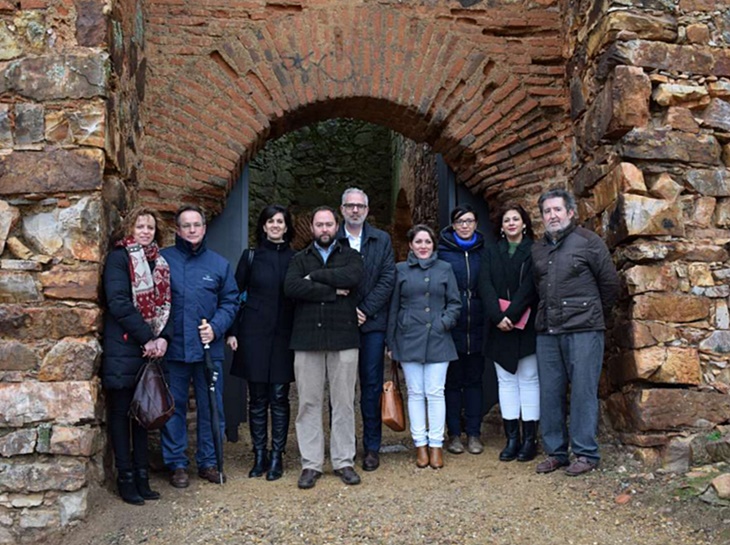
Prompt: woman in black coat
<box><xmin>437</xmin><ymin>204</ymin><xmax>488</xmax><ymax>456</ymax></box>
<box><xmin>102</xmin><ymin>206</ymin><xmax>173</xmax><ymax>505</ymax></box>
<box><xmin>226</xmin><ymin>204</ymin><xmax>295</xmax><ymax>481</ymax></box>
<box><xmin>478</xmin><ymin>203</ymin><xmax>539</xmax><ymax>462</ymax></box>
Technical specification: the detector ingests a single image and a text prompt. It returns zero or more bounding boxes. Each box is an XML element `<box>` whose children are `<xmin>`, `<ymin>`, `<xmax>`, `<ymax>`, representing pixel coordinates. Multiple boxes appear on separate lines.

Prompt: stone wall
<box><xmin>568</xmin><ymin>0</ymin><xmax>730</xmax><ymax>468</ymax></box>
<box><xmin>0</xmin><ymin>1</ymin><xmax>143</xmax><ymax>542</ymax></box>
<box><xmin>249</xmin><ymin>118</ymin><xmax>394</xmax><ymax>248</ymax></box>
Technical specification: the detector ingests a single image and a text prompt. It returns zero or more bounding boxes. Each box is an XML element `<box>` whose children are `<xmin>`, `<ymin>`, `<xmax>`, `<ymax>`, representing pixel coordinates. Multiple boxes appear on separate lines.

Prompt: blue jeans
<box><xmin>358</xmin><ymin>331</ymin><xmax>386</xmax><ymax>453</ymax></box>
<box><xmin>536</xmin><ymin>332</ymin><xmax>604</xmax><ymax>463</ymax></box>
<box><xmin>401</xmin><ymin>361</ymin><xmax>449</xmax><ymax>448</ymax></box>
<box><xmin>161</xmin><ymin>359</ymin><xmax>226</xmax><ymax>471</ymax></box>
<box><xmin>445</xmin><ymin>351</ymin><xmax>484</xmax><ymax>437</ymax></box>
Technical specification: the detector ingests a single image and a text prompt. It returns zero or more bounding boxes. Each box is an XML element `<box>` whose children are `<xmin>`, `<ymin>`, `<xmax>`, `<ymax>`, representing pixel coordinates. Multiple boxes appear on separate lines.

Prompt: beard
<box><xmin>315</xmin><ymin>234</ymin><xmax>334</xmax><ymax>248</ymax></box>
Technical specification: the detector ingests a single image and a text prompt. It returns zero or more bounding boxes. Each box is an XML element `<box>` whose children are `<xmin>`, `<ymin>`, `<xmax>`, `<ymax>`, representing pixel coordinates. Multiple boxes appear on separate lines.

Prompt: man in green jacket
<box><xmin>284</xmin><ymin>206</ymin><xmax>364</xmax><ymax>490</ymax></box>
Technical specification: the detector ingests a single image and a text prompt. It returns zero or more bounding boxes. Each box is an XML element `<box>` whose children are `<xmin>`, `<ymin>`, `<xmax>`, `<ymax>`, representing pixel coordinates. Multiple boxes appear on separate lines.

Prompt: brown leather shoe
<box><xmin>297</xmin><ymin>468</ymin><xmax>322</xmax><ymax>489</ymax></box>
<box><xmin>535</xmin><ymin>456</ymin><xmax>569</xmax><ymax>474</ymax></box>
<box><xmin>416</xmin><ymin>446</ymin><xmax>429</xmax><ymax>468</ymax></box>
<box><xmin>170</xmin><ymin>468</ymin><xmax>189</xmax><ymax>488</ymax></box>
<box><xmin>198</xmin><ymin>466</ymin><xmax>227</xmax><ymax>484</ymax></box>
<box><xmin>429</xmin><ymin>447</ymin><xmax>444</xmax><ymax>469</ymax></box>
<box><xmin>565</xmin><ymin>456</ymin><xmax>597</xmax><ymax>477</ymax></box>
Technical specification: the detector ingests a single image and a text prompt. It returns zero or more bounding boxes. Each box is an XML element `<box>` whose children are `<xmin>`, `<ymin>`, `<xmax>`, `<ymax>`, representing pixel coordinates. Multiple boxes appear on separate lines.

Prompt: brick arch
<box><xmin>141</xmin><ymin>2</ymin><xmax>571</xmax><ymax>215</ymax></box>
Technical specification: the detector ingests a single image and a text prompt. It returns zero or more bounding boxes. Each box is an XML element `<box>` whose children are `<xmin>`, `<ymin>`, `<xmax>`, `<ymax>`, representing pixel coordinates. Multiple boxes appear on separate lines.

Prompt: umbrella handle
<box><xmin>200</xmin><ymin>318</ymin><xmax>211</xmax><ymax>350</ymax></box>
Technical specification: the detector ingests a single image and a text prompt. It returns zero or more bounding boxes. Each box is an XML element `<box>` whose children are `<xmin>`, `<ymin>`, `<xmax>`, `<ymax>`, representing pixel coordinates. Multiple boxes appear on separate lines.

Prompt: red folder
<box><xmin>499</xmin><ymin>299</ymin><xmax>531</xmax><ymax>330</ymax></box>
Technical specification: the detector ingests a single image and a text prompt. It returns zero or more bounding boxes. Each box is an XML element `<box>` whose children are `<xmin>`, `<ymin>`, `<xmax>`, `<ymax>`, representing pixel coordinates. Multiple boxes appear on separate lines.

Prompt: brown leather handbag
<box><xmin>381</xmin><ymin>360</ymin><xmax>406</xmax><ymax>432</ymax></box>
<box><xmin>130</xmin><ymin>359</ymin><xmax>175</xmax><ymax>430</ymax></box>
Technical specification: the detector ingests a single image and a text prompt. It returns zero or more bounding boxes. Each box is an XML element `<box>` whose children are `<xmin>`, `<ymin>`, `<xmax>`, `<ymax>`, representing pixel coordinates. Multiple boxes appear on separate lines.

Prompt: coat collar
<box><xmin>406</xmin><ymin>250</ymin><xmax>439</xmax><ymax>269</ymax></box>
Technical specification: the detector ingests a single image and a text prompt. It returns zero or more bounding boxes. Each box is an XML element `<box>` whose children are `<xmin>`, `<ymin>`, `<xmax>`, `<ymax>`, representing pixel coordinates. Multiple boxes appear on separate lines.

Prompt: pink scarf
<box><xmin>116</xmin><ymin>236</ymin><xmax>171</xmax><ymax>337</ymax></box>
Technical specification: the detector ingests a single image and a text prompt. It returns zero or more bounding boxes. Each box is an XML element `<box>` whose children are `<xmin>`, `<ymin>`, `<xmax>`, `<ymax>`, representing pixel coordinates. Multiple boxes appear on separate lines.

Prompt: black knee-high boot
<box><xmin>248</xmin><ymin>383</ymin><xmax>269</xmax><ymax>478</ymax></box>
<box><xmin>499</xmin><ymin>419</ymin><xmax>521</xmax><ymax>462</ymax></box>
<box><xmin>267</xmin><ymin>383</ymin><xmax>290</xmax><ymax>481</ymax></box>
<box><xmin>517</xmin><ymin>420</ymin><xmax>538</xmax><ymax>462</ymax></box>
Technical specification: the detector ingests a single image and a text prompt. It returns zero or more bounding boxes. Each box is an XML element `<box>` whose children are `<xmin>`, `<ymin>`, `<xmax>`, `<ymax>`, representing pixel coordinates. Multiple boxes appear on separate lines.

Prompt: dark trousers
<box><xmin>445</xmin><ymin>351</ymin><xmax>484</xmax><ymax>437</ymax></box>
<box><xmin>358</xmin><ymin>331</ymin><xmax>386</xmax><ymax>453</ymax></box>
<box><xmin>107</xmin><ymin>387</ymin><xmax>149</xmax><ymax>472</ymax></box>
<box><xmin>248</xmin><ymin>382</ymin><xmax>290</xmax><ymax>452</ymax></box>
<box><xmin>536</xmin><ymin>331</ymin><xmax>604</xmax><ymax>463</ymax></box>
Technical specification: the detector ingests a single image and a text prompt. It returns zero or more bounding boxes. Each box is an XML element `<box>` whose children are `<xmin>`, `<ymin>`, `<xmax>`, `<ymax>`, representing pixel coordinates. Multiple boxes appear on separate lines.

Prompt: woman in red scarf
<box><xmin>102</xmin><ymin>207</ymin><xmax>172</xmax><ymax>505</ymax></box>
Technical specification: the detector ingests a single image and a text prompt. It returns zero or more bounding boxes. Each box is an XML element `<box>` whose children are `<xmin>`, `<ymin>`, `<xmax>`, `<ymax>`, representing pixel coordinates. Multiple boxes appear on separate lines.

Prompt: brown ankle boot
<box><xmin>429</xmin><ymin>447</ymin><xmax>444</xmax><ymax>469</ymax></box>
<box><xmin>416</xmin><ymin>446</ymin><xmax>429</xmax><ymax>468</ymax></box>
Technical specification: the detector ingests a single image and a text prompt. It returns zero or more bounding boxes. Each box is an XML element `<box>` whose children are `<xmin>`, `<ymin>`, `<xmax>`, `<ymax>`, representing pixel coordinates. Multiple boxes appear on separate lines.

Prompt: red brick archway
<box><xmin>140</xmin><ymin>1</ymin><xmax>571</xmax><ymax>215</ymax></box>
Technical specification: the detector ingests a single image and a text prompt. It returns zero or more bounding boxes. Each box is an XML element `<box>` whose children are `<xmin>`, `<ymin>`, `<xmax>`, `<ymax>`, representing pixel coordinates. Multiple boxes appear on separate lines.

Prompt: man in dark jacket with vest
<box><xmin>337</xmin><ymin>188</ymin><xmax>395</xmax><ymax>472</ymax></box>
<box><xmin>532</xmin><ymin>188</ymin><xmax>619</xmax><ymax>477</ymax></box>
<box><xmin>285</xmin><ymin>206</ymin><xmax>364</xmax><ymax>489</ymax></box>
<box><xmin>161</xmin><ymin>205</ymin><xmax>238</xmax><ymax>488</ymax></box>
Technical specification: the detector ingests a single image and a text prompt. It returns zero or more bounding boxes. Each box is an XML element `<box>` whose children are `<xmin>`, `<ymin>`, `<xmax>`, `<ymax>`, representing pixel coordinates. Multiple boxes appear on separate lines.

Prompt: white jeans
<box><xmin>494</xmin><ymin>354</ymin><xmax>540</xmax><ymax>421</ymax></box>
<box><xmin>401</xmin><ymin>361</ymin><xmax>449</xmax><ymax>448</ymax></box>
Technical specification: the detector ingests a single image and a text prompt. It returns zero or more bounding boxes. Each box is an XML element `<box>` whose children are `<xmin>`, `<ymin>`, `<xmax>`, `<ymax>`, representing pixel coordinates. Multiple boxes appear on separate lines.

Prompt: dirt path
<box><xmin>62</xmin><ymin>426</ymin><xmax>728</xmax><ymax>545</ymax></box>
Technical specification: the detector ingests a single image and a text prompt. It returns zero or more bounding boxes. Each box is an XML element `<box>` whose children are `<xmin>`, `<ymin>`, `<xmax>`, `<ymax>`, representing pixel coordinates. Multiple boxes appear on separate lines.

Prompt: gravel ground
<box><xmin>61</xmin><ymin>422</ymin><xmax>729</xmax><ymax>545</ymax></box>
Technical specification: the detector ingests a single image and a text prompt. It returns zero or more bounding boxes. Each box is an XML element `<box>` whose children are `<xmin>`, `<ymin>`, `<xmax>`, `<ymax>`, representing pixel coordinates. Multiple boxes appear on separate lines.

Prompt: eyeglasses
<box><xmin>342</xmin><ymin>203</ymin><xmax>368</xmax><ymax>210</ymax></box>
<box><xmin>453</xmin><ymin>219</ymin><xmax>476</xmax><ymax>226</ymax></box>
<box><xmin>180</xmin><ymin>222</ymin><xmax>204</xmax><ymax>230</ymax></box>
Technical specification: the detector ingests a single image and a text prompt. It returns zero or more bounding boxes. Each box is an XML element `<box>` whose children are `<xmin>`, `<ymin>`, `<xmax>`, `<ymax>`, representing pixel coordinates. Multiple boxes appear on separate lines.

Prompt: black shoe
<box><xmin>266</xmin><ymin>450</ymin><xmax>284</xmax><ymax>481</ymax></box>
<box><xmin>334</xmin><ymin>466</ymin><xmax>361</xmax><ymax>485</ymax></box>
<box><xmin>297</xmin><ymin>469</ymin><xmax>322</xmax><ymax>489</ymax></box>
<box><xmin>133</xmin><ymin>468</ymin><xmax>160</xmax><ymax>500</ymax></box>
<box><xmin>249</xmin><ymin>449</ymin><xmax>269</xmax><ymax>478</ymax></box>
<box><xmin>362</xmin><ymin>451</ymin><xmax>380</xmax><ymax>472</ymax></box>
<box><xmin>117</xmin><ymin>470</ymin><xmax>144</xmax><ymax>505</ymax></box>
<box><xmin>517</xmin><ymin>421</ymin><xmax>538</xmax><ymax>462</ymax></box>
<box><xmin>499</xmin><ymin>419</ymin><xmax>521</xmax><ymax>462</ymax></box>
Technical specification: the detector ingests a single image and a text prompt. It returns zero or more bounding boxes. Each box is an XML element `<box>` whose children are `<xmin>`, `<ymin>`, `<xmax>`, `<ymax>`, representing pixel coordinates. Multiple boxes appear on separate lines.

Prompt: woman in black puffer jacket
<box><xmin>102</xmin><ymin>207</ymin><xmax>172</xmax><ymax>505</ymax></box>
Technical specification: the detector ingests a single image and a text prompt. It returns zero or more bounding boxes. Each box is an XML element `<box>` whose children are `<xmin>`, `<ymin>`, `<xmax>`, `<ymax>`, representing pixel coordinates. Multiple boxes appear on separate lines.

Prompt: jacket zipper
<box><xmin>465</xmin><ymin>250</ymin><xmax>471</xmax><ymax>354</ymax></box>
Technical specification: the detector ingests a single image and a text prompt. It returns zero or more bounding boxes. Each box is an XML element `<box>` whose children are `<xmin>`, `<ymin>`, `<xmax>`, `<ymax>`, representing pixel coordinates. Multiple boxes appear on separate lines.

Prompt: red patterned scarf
<box><xmin>117</xmin><ymin>236</ymin><xmax>171</xmax><ymax>337</ymax></box>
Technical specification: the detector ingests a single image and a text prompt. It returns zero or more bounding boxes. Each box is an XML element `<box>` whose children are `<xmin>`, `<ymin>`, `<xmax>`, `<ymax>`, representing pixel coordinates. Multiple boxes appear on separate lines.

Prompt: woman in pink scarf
<box><xmin>102</xmin><ymin>207</ymin><xmax>172</xmax><ymax>505</ymax></box>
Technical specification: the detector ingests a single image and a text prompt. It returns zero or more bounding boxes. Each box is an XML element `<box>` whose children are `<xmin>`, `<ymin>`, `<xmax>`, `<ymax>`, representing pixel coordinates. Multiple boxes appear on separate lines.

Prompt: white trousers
<box><xmin>401</xmin><ymin>361</ymin><xmax>449</xmax><ymax>448</ymax></box>
<box><xmin>494</xmin><ymin>354</ymin><xmax>540</xmax><ymax>421</ymax></box>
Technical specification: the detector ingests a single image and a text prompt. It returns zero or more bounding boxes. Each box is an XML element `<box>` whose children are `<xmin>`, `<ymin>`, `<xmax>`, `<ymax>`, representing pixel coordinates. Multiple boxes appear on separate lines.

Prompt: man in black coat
<box><xmin>284</xmin><ymin>206</ymin><xmax>364</xmax><ymax>489</ymax></box>
<box><xmin>337</xmin><ymin>188</ymin><xmax>395</xmax><ymax>472</ymax></box>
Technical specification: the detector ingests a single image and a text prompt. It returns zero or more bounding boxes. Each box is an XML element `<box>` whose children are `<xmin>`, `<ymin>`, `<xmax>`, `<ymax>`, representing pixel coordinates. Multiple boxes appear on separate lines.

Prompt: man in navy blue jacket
<box><xmin>161</xmin><ymin>205</ymin><xmax>238</xmax><ymax>488</ymax></box>
<box><xmin>337</xmin><ymin>188</ymin><xmax>395</xmax><ymax>471</ymax></box>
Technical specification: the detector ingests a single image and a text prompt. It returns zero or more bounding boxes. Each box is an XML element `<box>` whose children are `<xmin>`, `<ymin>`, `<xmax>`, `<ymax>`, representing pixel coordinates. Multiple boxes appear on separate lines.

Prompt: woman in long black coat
<box><xmin>102</xmin><ymin>206</ymin><xmax>173</xmax><ymax>505</ymax></box>
<box><xmin>226</xmin><ymin>204</ymin><xmax>295</xmax><ymax>481</ymax></box>
<box><xmin>478</xmin><ymin>203</ymin><xmax>539</xmax><ymax>462</ymax></box>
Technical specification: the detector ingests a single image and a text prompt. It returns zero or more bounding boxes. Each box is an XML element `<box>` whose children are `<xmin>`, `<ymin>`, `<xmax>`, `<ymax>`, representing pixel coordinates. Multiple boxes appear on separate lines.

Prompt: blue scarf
<box><xmin>454</xmin><ymin>233</ymin><xmax>477</xmax><ymax>250</ymax></box>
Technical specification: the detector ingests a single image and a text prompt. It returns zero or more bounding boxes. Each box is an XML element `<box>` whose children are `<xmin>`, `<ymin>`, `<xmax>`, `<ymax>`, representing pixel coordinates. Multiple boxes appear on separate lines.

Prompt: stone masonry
<box><xmin>0</xmin><ymin>0</ymin><xmax>728</xmax><ymax>542</ymax></box>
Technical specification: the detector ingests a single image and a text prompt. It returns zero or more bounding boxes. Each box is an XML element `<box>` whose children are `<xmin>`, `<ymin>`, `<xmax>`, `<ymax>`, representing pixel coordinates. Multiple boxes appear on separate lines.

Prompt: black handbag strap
<box><xmin>242</xmin><ymin>248</ymin><xmax>255</xmax><ymax>291</ymax></box>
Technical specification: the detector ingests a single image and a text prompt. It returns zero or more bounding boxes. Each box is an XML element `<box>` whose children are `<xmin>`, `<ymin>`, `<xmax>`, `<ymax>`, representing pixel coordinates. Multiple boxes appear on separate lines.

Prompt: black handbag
<box><xmin>129</xmin><ymin>359</ymin><xmax>175</xmax><ymax>430</ymax></box>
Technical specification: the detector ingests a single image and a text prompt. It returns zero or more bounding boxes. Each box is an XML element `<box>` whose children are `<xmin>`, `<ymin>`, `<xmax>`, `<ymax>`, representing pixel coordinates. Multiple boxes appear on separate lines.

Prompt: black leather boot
<box><xmin>267</xmin><ymin>383</ymin><xmax>290</xmax><ymax>481</ymax></box>
<box><xmin>267</xmin><ymin>450</ymin><xmax>284</xmax><ymax>481</ymax></box>
<box><xmin>133</xmin><ymin>468</ymin><xmax>160</xmax><ymax>500</ymax></box>
<box><xmin>517</xmin><ymin>420</ymin><xmax>538</xmax><ymax>462</ymax></box>
<box><xmin>499</xmin><ymin>419</ymin><xmax>521</xmax><ymax>462</ymax></box>
<box><xmin>117</xmin><ymin>470</ymin><xmax>144</xmax><ymax>505</ymax></box>
<box><xmin>248</xmin><ymin>383</ymin><xmax>269</xmax><ymax>478</ymax></box>
<box><xmin>249</xmin><ymin>449</ymin><xmax>269</xmax><ymax>478</ymax></box>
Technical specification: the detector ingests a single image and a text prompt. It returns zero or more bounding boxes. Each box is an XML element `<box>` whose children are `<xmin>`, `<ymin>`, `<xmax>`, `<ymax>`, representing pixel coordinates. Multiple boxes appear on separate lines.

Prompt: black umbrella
<box><xmin>201</xmin><ymin>319</ymin><xmax>224</xmax><ymax>484</ymax></box>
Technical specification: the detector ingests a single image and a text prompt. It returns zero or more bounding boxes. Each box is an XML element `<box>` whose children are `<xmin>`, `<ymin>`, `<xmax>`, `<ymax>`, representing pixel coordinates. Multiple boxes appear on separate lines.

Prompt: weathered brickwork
<box><xmin>140</xmin><ymin>0</ymin><xmax>572</xmax><ymax>215</ymax></box>
<box><xmin>0</xmin><ymin>0</ymin><xmax>728</xmax><ymax>541</ymax></box>
<box><xmin>567</xmin><ymin>0</ymin><xmax>730</xmax><ymax>466</ymax></box>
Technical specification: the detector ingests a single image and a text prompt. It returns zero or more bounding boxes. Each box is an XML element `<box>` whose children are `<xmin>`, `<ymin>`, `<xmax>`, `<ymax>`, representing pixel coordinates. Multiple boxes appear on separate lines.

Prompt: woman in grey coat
<box><xmin>387</xmin><ymin>225</ymin><xmax>461</xmax><ymax>469</ymax></box>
